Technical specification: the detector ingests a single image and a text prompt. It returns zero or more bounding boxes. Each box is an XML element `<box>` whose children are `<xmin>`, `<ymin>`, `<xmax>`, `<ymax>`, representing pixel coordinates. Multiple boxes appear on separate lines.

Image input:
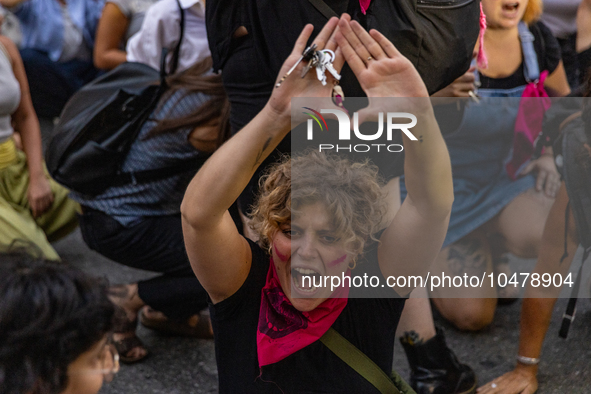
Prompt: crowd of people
<box><xmin>0</xmin><ymin>0</ymin><xmax>590</xmax><ymax>393</ymax></box>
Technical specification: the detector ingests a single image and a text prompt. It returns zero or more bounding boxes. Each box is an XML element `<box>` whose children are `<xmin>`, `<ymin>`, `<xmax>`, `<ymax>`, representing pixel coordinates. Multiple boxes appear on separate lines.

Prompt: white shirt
<box><xmin>126</xmin><ymin>0</ymin><xmax>209</xmax><ymax>73</ymax></box>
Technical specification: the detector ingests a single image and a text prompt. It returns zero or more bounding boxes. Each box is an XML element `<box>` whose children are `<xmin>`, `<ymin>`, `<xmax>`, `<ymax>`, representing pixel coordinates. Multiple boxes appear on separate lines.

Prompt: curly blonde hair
<box><xmin>250</xmin><ymin>151</ymin><xmax>386</xmax><ymax>257</ymax></box>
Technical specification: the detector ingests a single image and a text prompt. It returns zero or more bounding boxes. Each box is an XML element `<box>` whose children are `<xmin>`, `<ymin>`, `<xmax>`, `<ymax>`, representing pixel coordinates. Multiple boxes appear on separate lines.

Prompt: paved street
<box><xmin>51</xmin><ymin>230</ymin><xmax>591</xmax><ymax>394</ymax></box>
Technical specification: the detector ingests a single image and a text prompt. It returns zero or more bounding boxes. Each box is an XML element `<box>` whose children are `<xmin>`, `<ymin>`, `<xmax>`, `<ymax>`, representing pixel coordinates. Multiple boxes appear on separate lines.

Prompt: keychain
<box><xmin>275</xmin><ymin>45</ymin><xmax>341</xmax><ymax>87</ymax></box>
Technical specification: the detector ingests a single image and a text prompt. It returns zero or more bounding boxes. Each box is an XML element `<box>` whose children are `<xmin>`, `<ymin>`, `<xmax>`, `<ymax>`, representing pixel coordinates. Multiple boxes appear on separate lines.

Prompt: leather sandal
<box><xmin>113</xmin><ymin>335</ymin><xmax>149</xmax><ymax>364</ymax></box>
<box><xmin>112</xmin><ymin>306</ymin><xmax>149</xmax><ymax>363</ymax></box>
<box><xmin>140</xmin><ymin>307</ymin><xmax>214</xmax><ymax>339</ymax></box>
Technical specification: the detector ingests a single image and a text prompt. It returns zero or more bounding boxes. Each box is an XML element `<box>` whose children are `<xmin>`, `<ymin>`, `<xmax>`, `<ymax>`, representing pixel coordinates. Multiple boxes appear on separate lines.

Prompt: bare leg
<box><xmin>396</xmin><ymin>287</ymin><xmax>436</xmax><ymax>340</ymax></box>
<box><xmin>431</xmin><ymin>231</ymin><xmax>497</xmax><ymax>331</ymax></box>
<box><xmin>492</xmin><ymin>188</ymin><xmax>554</xmax><ymax>259</ymax></box>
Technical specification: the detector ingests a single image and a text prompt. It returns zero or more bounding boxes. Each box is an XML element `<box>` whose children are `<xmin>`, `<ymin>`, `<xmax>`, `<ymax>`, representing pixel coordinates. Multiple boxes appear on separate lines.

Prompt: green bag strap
<box><xmin>320</xmin><ymin>328</ymin><xmax>415</xmax><ymax>394</ymax></box>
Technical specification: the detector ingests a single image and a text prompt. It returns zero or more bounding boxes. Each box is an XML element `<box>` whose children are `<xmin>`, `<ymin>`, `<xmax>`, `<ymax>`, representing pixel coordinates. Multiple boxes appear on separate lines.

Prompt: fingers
<box><xmin>324</xmin><ymin>24</ymin><xmax>346</xmax><ymax>72</ymax></box>
<box><xmin>30</xmin><ymin>202</ymin><xmax>39</xmax><ymax>219</ymax></box>
<box><xmin>536</xmin><ymin>170</ymin><xmax>547</xmax><ymax>192</ymax></box>
<box><xmin>324</xmin><ymin>21</ymin><xmax>340</xmax><ymax>53</ymax></box>
<box><xmin>291</xmin><ymin>24</ymin><xmax>315</xmax><ymax>57</ymax></box>
<box><xmin>332</xmin><ymin>47</ymin><xmax>345</xmax><ymax>73</ymax></box>
<box><xmin>458</xmin><ymin>71</ymin><xmax>476</xmax><ymax>84</ymax></box>
<box><xmin>522</xmin><ymin>387</ymin><xmax>537</xmax><ymax>394</ymax></box>
<box><xmin>31</xmin><ymin>195</ymin><xmax>53</xmax><ymax>218</ymax></box>
<box><xmin>312</xmin><ymin>17</ymin><xmax>340</xmax><ymax>50</ymax></box>
<box><xmin>476</xmin><ymin>380</ymin><xmax>495</xmax><ymax>394</ymax></box>
<box><xmin>335</xmin><ymin>30</ymin><xmax>366</xmax><ymax>76</ymax></box>
<box><xmin>350</xmin><ymin>20</ymin><xmax>386</xmax><ymax>60</ymax></box>
<box><xmin>544</xmin><ymin>172</ymin><xmax>560</xmax><ymax>198</ymax></box>
<box><xmin>337</xmin><ymin>16</ymin><xmax>373</xmax><ymax>68</ymax></box>
<box><xmin>368</xmin><ymin>28</ymin><xmax>401</xmax><ymax>58</ymax></box>
<box><xmin>453</xmin><ymin>82</ymin><xmax>477</xmax><ymax>97</ymax></box>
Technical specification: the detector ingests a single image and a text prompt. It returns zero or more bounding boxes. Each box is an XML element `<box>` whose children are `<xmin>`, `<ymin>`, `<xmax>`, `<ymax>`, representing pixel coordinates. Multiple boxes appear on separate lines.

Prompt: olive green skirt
<box><xmin>0</xmin><ymin>149</ymin><xmax>79</xmax><ymax>260</ymax></box>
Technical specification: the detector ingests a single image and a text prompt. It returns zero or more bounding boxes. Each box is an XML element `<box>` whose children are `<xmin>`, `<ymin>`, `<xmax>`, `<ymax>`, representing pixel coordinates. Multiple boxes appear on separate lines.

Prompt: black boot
<box><xmin>400</xmin><ymin>327</ymin><xmax>477</xmax><ymax>394</ymax></box>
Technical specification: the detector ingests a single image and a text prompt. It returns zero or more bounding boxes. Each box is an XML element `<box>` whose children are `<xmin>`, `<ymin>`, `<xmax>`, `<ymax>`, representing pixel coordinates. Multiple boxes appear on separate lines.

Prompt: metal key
<box><xmin>275</xmin><ymin>44</ymin><xmax>317</xmax><ymax>88</ymax></box>
<box><xmin>324</xmin><ymin>61</ymin><xmax>341</xmax><ymax>81</ymax></box>
<box><xmin>316</xmin><ymin>64</ymin><xmax>327</xmax><ymax>85</ymax></box>
<box><xmin>315</xmin><ymin>50</ymin><xmax>340</xmax><ymax>85</ymax></box>
<box><xmin>301</xmin><ymin>57</ymin><xmax>316</xmax><ymax>78</ymax></box>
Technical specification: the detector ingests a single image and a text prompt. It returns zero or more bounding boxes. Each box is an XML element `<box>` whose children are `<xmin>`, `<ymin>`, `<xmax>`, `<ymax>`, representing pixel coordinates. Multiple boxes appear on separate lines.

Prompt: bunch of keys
<box><xmin>306</xmin><ymin>48</ymin><xmax>341</xmax><ymax>86</ymax></box>
<box><xmin>275</xmin><ymin>44</ymin><xmax>341</xmax><ymax>88</ymax></box>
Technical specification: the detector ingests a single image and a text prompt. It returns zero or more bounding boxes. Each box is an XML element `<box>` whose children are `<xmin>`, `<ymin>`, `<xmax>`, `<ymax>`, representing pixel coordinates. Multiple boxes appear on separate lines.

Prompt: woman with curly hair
<box><xmin>181</xmin><ymin>15</ymin><xmax>454</xmax><ymax>393</ymax></box>
<box><xmin>0</xmin><ymin>253</ymin><xmax>117</xmax><ymax>394</ymax></box>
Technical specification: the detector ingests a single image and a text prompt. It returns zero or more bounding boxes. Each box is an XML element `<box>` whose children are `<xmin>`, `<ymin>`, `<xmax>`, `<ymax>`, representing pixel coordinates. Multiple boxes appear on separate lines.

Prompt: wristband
<box><xmin>517</xmin><ymin>355</ymin><xmax>540</xmax><ymax>365</ymax></box>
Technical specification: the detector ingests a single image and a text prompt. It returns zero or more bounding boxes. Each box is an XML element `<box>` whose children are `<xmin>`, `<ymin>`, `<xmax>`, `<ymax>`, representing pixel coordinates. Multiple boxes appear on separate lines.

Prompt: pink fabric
<box><xmin>359</xmin><ymin>0</ymin><xmax>371</xmax><ymax>14</ymax></box>
<box><xmin>506</xmin><ymin>70</ymin><xmax>551</xmax><ymax>180</ymax></box>
<box><xmin>477</xmin><ymin>3</ymin><xmax>488</xmax><ymax>69</ymax></box>
<box><xmin>257</xmin><ymin>257</ymin><xmax>349</xmax><ymax>366</ymax></box>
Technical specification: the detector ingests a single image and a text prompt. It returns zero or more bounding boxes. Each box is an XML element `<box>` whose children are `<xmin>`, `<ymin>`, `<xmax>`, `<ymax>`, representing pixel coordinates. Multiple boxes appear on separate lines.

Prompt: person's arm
<box><xmin>577</xmin><ymin>0</ymin><xmax>591</xmax><ymax>53</ymax></box>
<box><xmin>0</xmin><ymin>0</ymin><xmax>26</xmax><ymax>9</ymax></box>
<box><xmin>544</xmin><ymin>61</ymin><xmax>571</xmax><ymax>97</ymax></box>
<box><xmin>181</xmin><ymin>19</ymin><xmax>342</xmax><ymax>303</ymax></box>
<box><xmin>478</xmin><ymin>182</ymin><xmax>578</xmax><ymax>394</ymax></box>
<box><xmin>431</xmin><ymin>66</ymin><xmax>477</xmax><ymax>98</ymax></box>
<box><xmin>0</xmin><ymin>36</ymin><xmax>54</xmax><ymax>217</ymax></box>
<box><xmin>94</xmin><ymin>2</ymin><xmax>129</xmax><ymax>70</ymax></box>
<box><xmin>335</xmin><ymin>17</ymin><xmax>454</xmax><ymax>296</ymax></box>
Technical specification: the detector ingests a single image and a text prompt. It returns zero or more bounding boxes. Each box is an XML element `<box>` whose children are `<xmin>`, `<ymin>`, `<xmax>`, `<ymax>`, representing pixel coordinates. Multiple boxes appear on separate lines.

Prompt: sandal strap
<box><xmin>112</xmin><ymin>306</ymin><xmax>138</xmax><ymax>333</ymax></box>
<box><xmin>113</xmin><ymin>336</ymin><xmax>146</xmax><ymax>360</ymax></box>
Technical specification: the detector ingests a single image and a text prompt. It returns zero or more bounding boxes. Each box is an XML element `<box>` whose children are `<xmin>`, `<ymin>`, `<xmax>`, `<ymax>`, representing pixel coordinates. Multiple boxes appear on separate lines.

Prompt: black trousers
<box><xmin>79</xmin><ymin>210</ymin><xmax>208</xmax><ymax>320</ymax></box>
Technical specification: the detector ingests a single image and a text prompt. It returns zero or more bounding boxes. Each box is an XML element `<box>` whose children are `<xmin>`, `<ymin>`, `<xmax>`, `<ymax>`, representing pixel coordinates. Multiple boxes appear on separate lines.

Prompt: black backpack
<box><xmin>46</xmin><ymin>1</ymin><xmax>185</xmax><ymax>196</ymax></box>
<box><xmin>552</xmin><ymin>111</ymin><xmax>591</xmax><ymax>338</ymax></box>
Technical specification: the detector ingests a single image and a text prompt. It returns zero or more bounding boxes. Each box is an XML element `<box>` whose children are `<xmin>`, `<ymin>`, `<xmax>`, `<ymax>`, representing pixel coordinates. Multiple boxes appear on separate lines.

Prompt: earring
<box><xmin>348</xmin><ymin>258</ymin><xmax>357</xmax><ymax>270</ymax></box>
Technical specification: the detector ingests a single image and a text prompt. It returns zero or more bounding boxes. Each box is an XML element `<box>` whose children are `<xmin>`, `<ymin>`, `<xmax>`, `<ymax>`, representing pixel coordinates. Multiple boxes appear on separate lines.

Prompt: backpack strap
<box><xmin>307</xmin><ymin>0</ymin><xmax>339</xmax><ymax>19</ymax></box>
<box><xmin>517</xmin><ymin>21</ymin><xmax>540</xmax><ymax>83</ymax></box>
<box><xmin>320</xmin><ymin>328</ymin><xmax>415</xmax><ymax>394</ymax></box>
<box><xmin>557</xmin><ymin>115</ymin><xmax>591</xmax><ymax>338</ymax></box>
<box><xmin>559</xmin><ymin>247</ymin><xmax>590</xmax><ymax>338</ymax></box>
<box><xmin>158</xmin><ymin>0</ymin><xmax>186</xmax><ymax>79</ymax></box>
<box><xmin>170</xmin><ymin>0</ymin><xmax>186</xmax><ymax>74</ymax></box>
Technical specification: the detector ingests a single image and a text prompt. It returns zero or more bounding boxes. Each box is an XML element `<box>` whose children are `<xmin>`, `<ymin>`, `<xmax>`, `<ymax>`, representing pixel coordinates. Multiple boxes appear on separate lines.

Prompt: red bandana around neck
<box><xmin>256</xmin><ymin>256</ymin><xmax>350</xmax><ymax>366</ymax></box>
<box><xmin>359</xmin><ymin>0</ymin><xmax>371</xmax><ymax>14</ymax></box>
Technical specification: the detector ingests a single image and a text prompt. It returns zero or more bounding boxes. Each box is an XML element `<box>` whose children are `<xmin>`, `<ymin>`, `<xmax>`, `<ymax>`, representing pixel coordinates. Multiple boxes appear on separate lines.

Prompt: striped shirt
<box><xmin>71</xmin><ymin>89</ymin><xmax>208</xmax><ymax>226</ymax></box>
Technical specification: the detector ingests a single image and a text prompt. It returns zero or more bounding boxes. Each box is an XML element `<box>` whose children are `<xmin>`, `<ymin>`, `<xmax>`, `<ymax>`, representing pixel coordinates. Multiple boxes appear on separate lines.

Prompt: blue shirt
<box><xmin>12</xmin><ymin>0</ymin><xmax>104</xmax><ymax>62</ymax></box>
<box><xmin>70</xmin><ymin>89</ymin><xmax>209</xmax><ymax>226</ymax></box>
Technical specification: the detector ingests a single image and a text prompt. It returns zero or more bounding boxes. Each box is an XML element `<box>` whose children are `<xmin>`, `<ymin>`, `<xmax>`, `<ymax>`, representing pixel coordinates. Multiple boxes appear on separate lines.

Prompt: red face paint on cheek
<box><xmin>273</xmin><ymin>243</ymin><xmax>289</xmax><ymax>262</ymax></box>
<box><xmin>328</xmin><ymin>254</ymin><xmax>347</xmax><ymax>267</ymax></box>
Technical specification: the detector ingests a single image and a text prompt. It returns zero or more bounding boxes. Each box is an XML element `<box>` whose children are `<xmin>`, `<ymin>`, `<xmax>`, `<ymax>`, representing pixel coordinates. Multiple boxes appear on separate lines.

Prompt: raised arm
<box><xmin>181</xmin><ymin>19</ymin><xmax>342</xmax><ymax>303</ymax></box>
<box><xmin>335</xmin><ymin>17</ymin><xmax>454</xmax><ymax>296</ymax></box>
